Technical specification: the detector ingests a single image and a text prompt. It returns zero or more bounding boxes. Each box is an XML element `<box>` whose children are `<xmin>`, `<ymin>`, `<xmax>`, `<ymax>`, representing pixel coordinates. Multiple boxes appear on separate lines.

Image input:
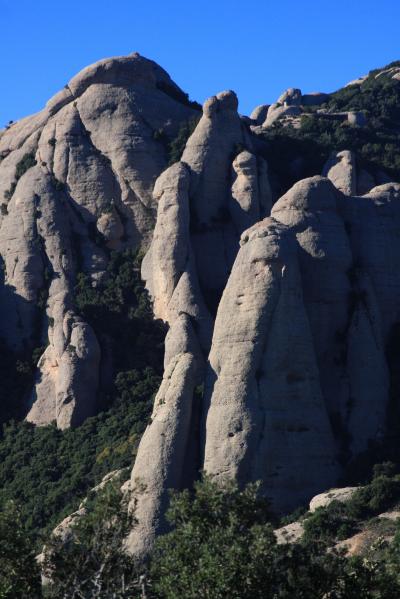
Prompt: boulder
<box><xmin>250</xmin><ymin>104</ymin><xmax>270</xmax><ymax>125</ymax></box>
<box><xmin>322</xmin><ymin>150</ymin><xmax>357</xmax><ymax>195</ymax></box>
<box><xmin>275</xmin><ymin>521</ymin><xmax>304</xmax><ymax>545</ymax></box>
<box><xmin>309</xmin><ymin>487</ymin><xmax>358</xmax><ymax>512</ymax></box>
<box><xmin>263</xmin><ymin>103</ymin><xmax>302</xmax><ymax>128</ymax></box>
<box><xmin>277</xmin><ymin>88</ymin><xmax>302</xmax><ymax>106</ymax></box>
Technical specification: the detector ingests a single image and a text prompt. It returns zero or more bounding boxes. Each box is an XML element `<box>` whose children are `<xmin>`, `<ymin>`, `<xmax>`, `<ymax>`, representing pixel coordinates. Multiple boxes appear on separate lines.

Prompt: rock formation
<box><xmin>0</xmin><ymin>52</ymin><xmax>198</xmax><ymax>427</ymax></box>
<box><xmin>322</xmin><ymin>150</ymin><xmax>357</xmax><ymax>195</ymax></box>
<box><xmin>127</xmin><ymin>90</ymin><xmax>272</xmax><ymax>553</ymax></box>
<box><xmin>128</xmin><ymin>165</ymin><xmax>400</xmax><ymax>555</ymax></box>
<box><xmin>2</xmin><ymin>52</ymin><xmax>400</xmax><ymax>561</ymax></box>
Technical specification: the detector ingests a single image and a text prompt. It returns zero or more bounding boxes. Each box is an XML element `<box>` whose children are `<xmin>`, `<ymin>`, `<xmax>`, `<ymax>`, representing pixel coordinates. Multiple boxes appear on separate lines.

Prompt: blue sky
<box><xmin>0</xmin><ymin>0</ymin><xmax>399</xmax><ymax>126</ymax></box>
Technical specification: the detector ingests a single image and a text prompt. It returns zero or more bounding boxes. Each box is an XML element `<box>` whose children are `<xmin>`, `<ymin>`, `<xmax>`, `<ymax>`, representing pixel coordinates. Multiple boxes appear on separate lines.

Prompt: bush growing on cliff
<box><xmin>168</xmin><ymin>117</ymin><xmax>200</xmax><ymax>165</ymax></box>
<box><xmin>43</xmin><ymin>480</ymin><xmax>140</xmax><ymax>599</ymax></box>
<box><xmin>260</xmin><ymin>72</ymin><xmax>400</xmax><ymax>195</ymax></box>
<box><xmin>4</xmin><ymin>474</ymin><xmax>400</xmax><ymax>598</ymax></box>
<box><xmin>3</xmin><ymin>152</ymin><xmax>37</xmax><ymax>200</ymax></box>
<box><xmin>302</xmin><ymin>467</ymin><xmax>400</xmax><ymax>547</ymax></box>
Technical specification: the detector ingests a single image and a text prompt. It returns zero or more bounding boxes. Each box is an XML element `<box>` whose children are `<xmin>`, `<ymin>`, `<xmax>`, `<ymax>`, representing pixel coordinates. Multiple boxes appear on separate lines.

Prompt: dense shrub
<box><xmin>0</xmin><ymin>364</ymin><xmax>160</xmax><ymax>544</ymax></box>
<box><xmin>167</xmin><ymin>117</ymin><xmax>200</xmax><ymax>165</ymax></box>
<box><xmin>3</xmin><ymin>152</ymin><xmax>37</xmax><ymax>200</ymax></box>
<box><xmin>74</xmin><ymin>249</ymin><xmax>166</xmax><ymax>383</ymax></box>
<box><xmin>43</xmin><ymin>479</ymin><xmax>140</xmax><ymax>599</ymax></box>
<box><xmin>0</xmin><ymin>249</ymin><xmax>164</xmax><ymax>544</ymax></box>
<box><xmin>4</xmin><ymin>475</ymin><xmax>400</xmax><ymax>598</ymax></box>
<box><xmin>149</xmin><ymin>477</ymin><xmax>398</xmax><ymax>598</ymax></box>
<box><xmin>0</xmin><ymin>500</ymin><xmax>42</xmax><ymax>598</ymax></box>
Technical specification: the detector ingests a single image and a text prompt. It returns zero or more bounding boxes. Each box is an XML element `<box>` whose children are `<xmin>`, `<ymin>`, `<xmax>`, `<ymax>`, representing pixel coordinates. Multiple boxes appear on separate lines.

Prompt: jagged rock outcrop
<box><xmin>263</xmin><ymin>103</ymin><xmax>302</xmax><ymax>128</ymax></box>
<box><xmin>261</xmin><ymin>87</ymin><xmax>328</xmax><ymax>128</ymax></box>
<box><xmin>250</xmin><ymin>104</ymin><xmax>270</xmax><ymax>125</ymax></box>
<box><xmin>0</xmin><ymin>52</ymin><xmax>198</xmax><ymax>427</ymax></box>
<box><xmin>323</xmin><ymin>150</ymin><xmax>395</xmax><ymax>197</ymax></box>
<box><xmin>124</xmin><ymin>79</ymin><xmax>398</xmax><ymax>555</ymax></box>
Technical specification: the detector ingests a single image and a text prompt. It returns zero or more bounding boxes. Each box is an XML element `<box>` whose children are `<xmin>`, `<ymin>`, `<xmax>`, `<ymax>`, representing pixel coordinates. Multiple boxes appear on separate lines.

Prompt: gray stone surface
<box><xmin>322</xmin><ymin>150</ymin><xmax>357</xmax><ymax>195</ymax></box>
<box><xmin>128</xmin><ymin>140</ymin><xmax>400</xmax><ymax>557</ymax></box>
<box><xmin>203</xmin><ymin>216</ymin><xmax>339</xmax><ymax>512</ymax></box>
<box><xmin>0</xmin><ymin>52</ymin><xmax>199</xmax><ymax>428</ymax></box>
<box><xmin>250</xmin><ymin>104</ymin><xmax>270</xmax><ymax>125</ymax></box>
<box><xmin>126</xmin><ymin>347</ymin><xmax>202</xmax><ymax>556</ymax></box>
<box><xmin>309</xmin><ymin>487</ymin><xmax>358</xmax><ymax>512</ymax></box>
<box><xmin>128</xmin><ymin>89</ymin><xmax>274</xmax><ymax>555</ymax></box>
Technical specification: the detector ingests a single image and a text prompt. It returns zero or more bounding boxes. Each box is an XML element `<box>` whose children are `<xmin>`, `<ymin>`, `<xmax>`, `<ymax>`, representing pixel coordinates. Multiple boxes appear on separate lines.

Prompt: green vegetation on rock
<box><xmin>6</xmin><ymin>473</ymin><xmax>400</xmax><ymax>598</ymax></box>
<box><xmin>74</xmin><ymin>249</ymin><xmax>165</xmax><ymax>385</ymax></box>
<box><xmin>0</xmin><ymin>249</ymin><xmax>164</xmax><ymax>544</ymax></box>
<box><xmin>0</xmin><ymin>366</ymin><xmax>160</xmax><ymax>544</ymax></box>
<box><xmin>0</xmin><ymin>501</ymin><xmax>42</xmax><ymax>598</ymax></box>
<box><xmin>260</xmin><ymin>67</ymin><xmax>400</xmax><ymax>195</ymax></box>
<box><xmin>168</xmin><ymin>117</ymin><xmax>200</xmax><ymax>165</ymax></box>
<box><xmin>4</xmin><ymin>152</ymin><xmax>37</xmax><ymax>200</ymax></box>
<box><xmin>43</xmin><ymin>478</ymin><xmax>139</xmax><ymax>599</ymax></box>
<box><xmin>302</xmin><ymin>463</ymin><xmax>400</xmax><ymax>546</ymax></box>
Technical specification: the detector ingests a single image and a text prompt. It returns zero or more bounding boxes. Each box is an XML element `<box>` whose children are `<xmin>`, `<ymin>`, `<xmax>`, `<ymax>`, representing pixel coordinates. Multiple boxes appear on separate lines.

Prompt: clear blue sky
<box><xmin>1</xmin><ymin>0</ymin><xmax>399</xmax><ymax>126</ymax></box>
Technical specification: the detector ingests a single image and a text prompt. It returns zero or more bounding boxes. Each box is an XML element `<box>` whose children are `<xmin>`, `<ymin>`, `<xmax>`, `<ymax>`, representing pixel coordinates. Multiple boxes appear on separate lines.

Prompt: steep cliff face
<box><xmin>128</xmin><ymin>145</ymin><xmax>400</xmax><ymax>555</ymax></box>
<box><xmin>127</xmin><ymin>90</ymin><xmax>272</xmax><ymax>552</ymax></box>
<box><xmin>2</xmin><ymin>54</ymin><xmax>400</xmax><ymax>560</ymax></box>
<box><xmin>0</xmin><ymin>52</ymin><xmax>198</xmax><ymax>428</ymax></box>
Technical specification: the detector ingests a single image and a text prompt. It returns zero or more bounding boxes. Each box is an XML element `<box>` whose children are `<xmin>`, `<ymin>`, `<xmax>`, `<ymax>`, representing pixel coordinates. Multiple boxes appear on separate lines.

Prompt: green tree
<box><xmin>150</xmin><ymin>477</ymin><xmax>275</xmax><ymax>598</ymax></box>
<box><xmin>149</xmin><ymin>477</ymin><xmax>400</xmax><ymax>599</ymax></box>
<box><xmin>0</xmin><ymin>501</ymin><xmax>42</xmax><ymax>598</ymax></box>
<box><xmin>43</xmin><ymin>480</ymin><xmax>141</xmax><ymax>599</ymax></box>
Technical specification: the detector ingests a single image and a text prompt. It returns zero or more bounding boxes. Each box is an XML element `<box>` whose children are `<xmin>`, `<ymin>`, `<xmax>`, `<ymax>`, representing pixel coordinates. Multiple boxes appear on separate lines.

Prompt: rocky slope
<box><xmin>1</xmin><ymin>54</ymin><xmax>400</xmax><ymax>558</ymax></box>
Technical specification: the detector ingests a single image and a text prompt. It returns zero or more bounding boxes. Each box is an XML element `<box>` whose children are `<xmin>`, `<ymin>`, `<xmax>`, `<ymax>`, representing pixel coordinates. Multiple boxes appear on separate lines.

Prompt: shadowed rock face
<box><xmin>0</xmin><ymin>52</ymin><xmax>198</xmax><ymax>428</ymax></box>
